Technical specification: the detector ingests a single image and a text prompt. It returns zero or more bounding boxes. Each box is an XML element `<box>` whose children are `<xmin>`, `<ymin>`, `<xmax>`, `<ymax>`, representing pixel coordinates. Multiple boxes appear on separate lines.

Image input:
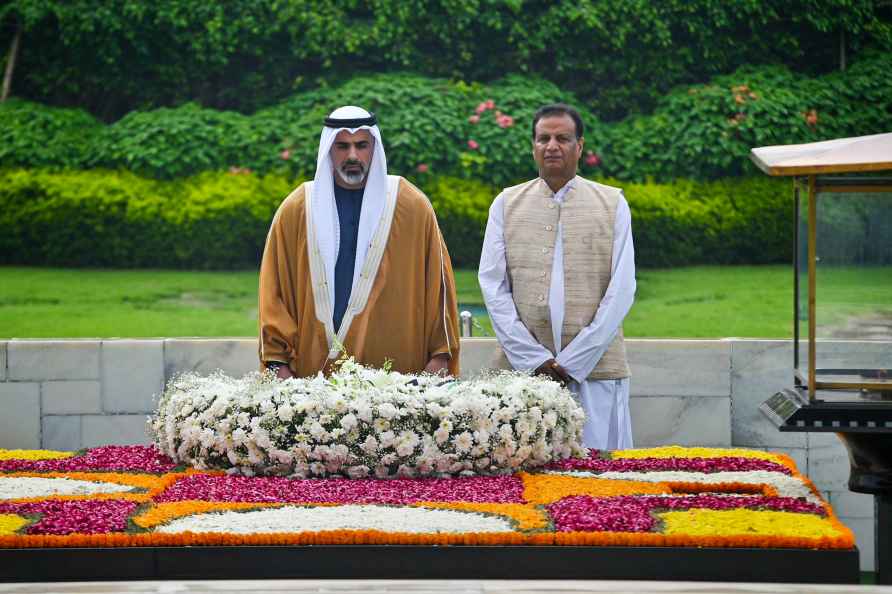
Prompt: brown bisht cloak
<box><xmin>258</xmin><ymin>176</ymin><xmax>460</xmax><ymax>377</ymax></box>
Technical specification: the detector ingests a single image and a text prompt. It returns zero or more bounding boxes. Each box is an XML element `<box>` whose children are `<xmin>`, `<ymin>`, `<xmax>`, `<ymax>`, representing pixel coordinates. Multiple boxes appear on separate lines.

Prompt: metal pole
<box><xmin>460</xmin><ymin>311</ymin><xmax>473</xmax><ymax>337</ymax></box>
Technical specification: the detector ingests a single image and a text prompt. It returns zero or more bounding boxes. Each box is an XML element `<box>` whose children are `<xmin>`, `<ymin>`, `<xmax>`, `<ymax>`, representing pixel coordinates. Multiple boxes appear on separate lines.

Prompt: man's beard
<box><xmin>335</xmin><ymin>160</ymin><xmax>368</xmax><ymax>186</ymax></box>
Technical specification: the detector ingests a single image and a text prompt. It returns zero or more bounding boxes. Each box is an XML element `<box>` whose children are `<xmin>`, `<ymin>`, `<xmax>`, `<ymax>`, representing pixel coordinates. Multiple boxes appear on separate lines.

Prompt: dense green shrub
<box><xmin>2</xmin><ymin>0</ymin><xmax>890</xmax><ymax>120</ymax></box>
<box><xmin>259</xmin><ymin>73</ymin><xmax>606</xmax><ymax>187</ymax></box>
<box><xmin>599</xmin><ymin>54</ymin><xmax>892</xmax><ymax>181</ymax></box>
<box><xmin>0</xmin><ymin>169</ymin><xmax>791</xmax><ymax>270</ymax></box>
<box><xmin>89</xmin><ymin>104</ymin><xmax>257</xmax><ymax>179</ymax></box>
<box><xmin>0</xmin><ymin>99</ymin><xmax>100</xmax><ymax>168</ymax></box>
<box><xmin>1</xmin><ymin>54</ymin><xmax>888</xmax><ymax>183</ymax></box>
<box><xmin>0</xmin><ymin>74</ymin><xmax>605</xmax><ymax>186</ymax></box>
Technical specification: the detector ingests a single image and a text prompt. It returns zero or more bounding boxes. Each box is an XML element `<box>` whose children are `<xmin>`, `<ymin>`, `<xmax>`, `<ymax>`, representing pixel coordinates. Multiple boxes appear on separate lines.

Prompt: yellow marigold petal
<box><xmin>0</xmin><ymin>449</ymin><xmax>74</xmax><ymax>461</ymax></box>
<box><xmin>612</xmin><ymin>446</ymin><xmax>785</xmax><ymax>465</ymax></box>
<box><xmin>412</xmin><ymin>501</ymin><xmax>550</xmax><ymax>531</ymax></box>
<box><xmin>659</xmin><ymin>509</ymin><xmax>843</xmax><ymax>539</ymax></box>
<box><xmin>0</xmin><ymin>514</ymin><xmax>30</xmax><ymax>535</ymax></box>
<box><xmin>521</xmin><ymin>472</ymin><xmax>670</xmax><ymax>504</ymax></box>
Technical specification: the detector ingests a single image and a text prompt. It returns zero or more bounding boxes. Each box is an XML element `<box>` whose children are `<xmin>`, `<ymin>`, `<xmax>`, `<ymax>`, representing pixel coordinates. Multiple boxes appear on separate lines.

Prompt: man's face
<box><xmin>330</xmin><ymin>129</ymin><xmax>374</xmax><ymax>188</ymax></box>
<box><xmin>532</xmin><ymin>114</ymin><xmax>583</xmax><ymax>179</ymax></box>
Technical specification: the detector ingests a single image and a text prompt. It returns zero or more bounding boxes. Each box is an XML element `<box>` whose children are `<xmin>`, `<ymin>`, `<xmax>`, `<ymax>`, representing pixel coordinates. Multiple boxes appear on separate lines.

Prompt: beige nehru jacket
<box><xmin>494</xmin><ymin>176</ymin><xmax>630</xmax><ymax>380</ymax></box>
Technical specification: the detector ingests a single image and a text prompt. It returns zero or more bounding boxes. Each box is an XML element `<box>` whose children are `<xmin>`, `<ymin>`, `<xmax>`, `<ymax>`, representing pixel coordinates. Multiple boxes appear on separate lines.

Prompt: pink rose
<box><xmin>475</xmin><ymin>103</ymin><xmax>487</xmax><ymax>114</ymax></box>
<box><xmin>416</xmin><ymin>163</ymin><xmax>429</xmax><ymax>173</ymax></box>
<box><xmin>280</xmin><ymin>149</ymin><xmax>292</xmax><ymax>160</ymax></box>
<box><xmin>468</xmin><ymin>115</ymin><xmax>480</xmax><ymax>124</ymax></box>
<box><xmin>485</xmin><ymin>99</ymin><xmax>495</xmax><ymax>109</ymax></box>
<box><xmin>497</xmin><ymin>115</ymin><xmax>514</xmax><ymax>128</ymax></box>
<box><xmin>585</xmin><ymin>152</ymin><xmax>601</xmax><ymax>167</ymax></box>
<box><xmin>467</xmin><ymin>139</ymin><xmax>479</xmax><ymax>150</ymax></box>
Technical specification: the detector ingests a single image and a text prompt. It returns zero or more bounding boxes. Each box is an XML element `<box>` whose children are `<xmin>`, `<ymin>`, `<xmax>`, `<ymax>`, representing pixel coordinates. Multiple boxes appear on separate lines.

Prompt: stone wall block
<box><xmin>807</xmin><ymin>441</ymin><xmax>852</xmax><ymax>492</ymax></box>
<box><xmin>459</xmin><ymin>338</ymin><xmax>499</xmax><ymax>378</ymax></box>
<box><xmin>164</xmin><ymin>339</ymin><xmax>257</xmax><ymax>381</ymax></box>
<box><xmin>41</xmin><ymin>415</ymin><xmax>82</xmax><ymax>451</ymax></box>
<box><xmin>630</xmin><ymin>396</ymin><xmax>731</xmax><ymax>447</ymax></box>
<box><xmin>829</xmin><ymin>491</ymin><xmax>875</xmax><ymax>519</ymax></box>
<box><xmin>0</xmin><ymin>341</ymin><xmax>7</xmax><ymax>381</ymax></box>
<box><xmin>103</xmin><ymin>340</ymin><xmax>165</xmax><ymax>413</ymax></box>
<box><xmin>8</xmin><ymin>340</ymin><xmax>100</xmax><ymax>381</ymax></box>
<box><xmin>42</xmin><ymin>381</ymin><xmax>102</xmax><ymax>415</ymax></box>
<box><xmin>81</xmin><ymin>414</ymin><xmax>151</xmax><ymax>448</ymax></box>
<box><xmin>730</xmin><ymin>340</ymin><xmax>806</xmax><ymax>449</ymax></box>
<box><xmin>626</xmin><ymin>340</ymin><xmax>731</xmax><ymax>397</ymax></box>
<box><xmin>0</xmin><ymin>382</ymin><xmax>40</xmax><ymax>449</ymax></box>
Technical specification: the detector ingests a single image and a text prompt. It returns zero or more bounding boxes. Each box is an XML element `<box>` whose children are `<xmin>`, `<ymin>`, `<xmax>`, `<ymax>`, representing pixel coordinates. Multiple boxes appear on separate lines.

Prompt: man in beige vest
<box><xmin>479</xmin><ymin>103</ymin><xmax>636</xmax><ymax>449</ymax></box>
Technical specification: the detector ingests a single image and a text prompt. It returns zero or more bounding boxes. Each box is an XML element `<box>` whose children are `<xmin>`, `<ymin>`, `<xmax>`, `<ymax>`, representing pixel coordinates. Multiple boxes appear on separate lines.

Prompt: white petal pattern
<box><xmin>157</xmin><ymin>504</ymin><xmax>515</xmax><ymax>534</ymax></box>
<box><xmin>0</xmin><ymin>477</ymin><xmax>134</xmax><ymax>500</ymax></box>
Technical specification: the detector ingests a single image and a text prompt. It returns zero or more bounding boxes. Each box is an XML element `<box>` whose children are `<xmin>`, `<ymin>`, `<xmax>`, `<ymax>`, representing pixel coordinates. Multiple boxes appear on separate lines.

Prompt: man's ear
<box><xmin>577</xmin><ymin>136</ymin><xmax>584</xmax><ymax>159</ymax></box>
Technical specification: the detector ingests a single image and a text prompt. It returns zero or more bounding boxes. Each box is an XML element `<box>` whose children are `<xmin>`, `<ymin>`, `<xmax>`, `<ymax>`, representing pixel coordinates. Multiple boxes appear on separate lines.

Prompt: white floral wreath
<box><xmin>150</xmin><ymin>357</ymin><xmax>586</xmax><ymax>479</ymax></box>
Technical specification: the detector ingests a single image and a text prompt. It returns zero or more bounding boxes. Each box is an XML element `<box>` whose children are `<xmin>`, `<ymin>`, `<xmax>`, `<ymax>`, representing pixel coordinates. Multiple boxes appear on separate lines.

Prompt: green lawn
<box><xmin>1</xmin><ymin>265</ymin><xmax>889</xmax><ymax>339</ymax></box>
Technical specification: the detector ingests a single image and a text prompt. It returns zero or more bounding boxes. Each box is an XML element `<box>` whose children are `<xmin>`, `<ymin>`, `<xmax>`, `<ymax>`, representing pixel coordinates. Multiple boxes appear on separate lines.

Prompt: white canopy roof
<box><xmin>750</xmin><ymin>132</ymin><xmax>892</xmax><ymax>176</ymax></box>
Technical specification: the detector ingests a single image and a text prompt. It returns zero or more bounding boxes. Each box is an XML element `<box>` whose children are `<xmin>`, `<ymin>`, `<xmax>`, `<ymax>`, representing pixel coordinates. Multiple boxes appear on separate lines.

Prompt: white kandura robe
<box><xmin>478</xmin><ymin>178</ymin><xmax>637</xmax><ymax>450</ymax></box>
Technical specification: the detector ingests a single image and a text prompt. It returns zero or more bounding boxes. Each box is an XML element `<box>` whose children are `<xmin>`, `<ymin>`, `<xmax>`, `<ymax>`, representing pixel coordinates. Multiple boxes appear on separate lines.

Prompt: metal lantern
<box><xmin>753</xmin><ymin>132</ymin><xmax>892</xmax><ymax>583</ymax></box>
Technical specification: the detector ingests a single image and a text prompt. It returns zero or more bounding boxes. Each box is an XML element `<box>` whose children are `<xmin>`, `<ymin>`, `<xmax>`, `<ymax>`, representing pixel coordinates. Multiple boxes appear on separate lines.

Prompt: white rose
<box><xmin>378</xmin><ymin>402</ymin><xmax>398</xmax><ymax>419</ymax></box>
<box><xmin>354</xmin><ymin>403</ymin><xmax>373</xmax><ymax>424</ymax></box>
<box><xmin>339</xmin><ymin>413</ymin><xmax>358</xmax><ymax>431</ymax></box>
<box><xmin>498</xmin><ymin>423</ymin><xmax>514</xmax><ymax>441</ymax></box>
<box><xmin>378</xmin><ymin>430</ymin><xmax>396</xmax><ymax>448</ymax></box>
<box><xmin>277</xmin><ymin>404</ymin><xmax>294</xmax><ymax>422</ymax></box>
<box><xmin>309</xmin><ymin>422</ymin><xmax>326</xmax><ymax>440</ymax></box>
<box><xmin>361</xmin><ymin>435</ymin><xmax>379</xmax><ymax>454</ymax></box>
<box><xmin>452</xmin><ymin>431</ymin><xmax>473</xmax><ymax>453</ymax></box>
<box><xmin>433</xmin><ymin>426</ymin><xmax>449</xmax><ymax>445</ymax></box>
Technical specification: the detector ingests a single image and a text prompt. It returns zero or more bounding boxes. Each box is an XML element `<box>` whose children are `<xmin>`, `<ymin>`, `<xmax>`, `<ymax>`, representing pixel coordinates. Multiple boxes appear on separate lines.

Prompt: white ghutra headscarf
<box><xmin>310</xmin><ymin>106</ymin><xmax>389</xmax><ymax>310</ymax></box>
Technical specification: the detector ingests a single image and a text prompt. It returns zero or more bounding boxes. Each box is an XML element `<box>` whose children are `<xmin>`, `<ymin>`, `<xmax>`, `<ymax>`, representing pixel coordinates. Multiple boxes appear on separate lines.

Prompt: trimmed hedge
<box><xmin>2</xmin><ymin>54</ymin><xmax>889</xmax><ymax>184</ymax></box>
<box><xmin>0</xmin><ymin>169</ymin><xmax>297</xmax><ymax>269</ymax></box>
<box><xmin>0</xmin><ymin>169</ymin><xmax>791</xmax><ymax>270</ymax></box>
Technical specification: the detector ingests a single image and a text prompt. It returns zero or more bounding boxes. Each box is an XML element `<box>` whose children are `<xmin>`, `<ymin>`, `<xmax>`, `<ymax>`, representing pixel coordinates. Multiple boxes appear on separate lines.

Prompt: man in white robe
<box><xmin>478</xmin><ymin>103</ymin><xmax>636</xmax><ymax>450</ymax></box>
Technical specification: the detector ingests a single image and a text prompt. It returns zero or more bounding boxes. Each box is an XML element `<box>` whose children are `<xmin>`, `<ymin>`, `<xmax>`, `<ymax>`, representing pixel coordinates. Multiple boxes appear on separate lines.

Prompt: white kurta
<box><xmin>478</xmin><ymin>178</ymin><xmax>637</xmax><ymax>450</ymax></box>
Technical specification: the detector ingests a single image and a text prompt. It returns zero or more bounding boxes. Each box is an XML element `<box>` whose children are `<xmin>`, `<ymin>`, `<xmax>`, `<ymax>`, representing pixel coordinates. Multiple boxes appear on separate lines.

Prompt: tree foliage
<box><xmin>1</xmin><ymin>0</ymin><xmax>889</xmax><ymax>121</ymax></box>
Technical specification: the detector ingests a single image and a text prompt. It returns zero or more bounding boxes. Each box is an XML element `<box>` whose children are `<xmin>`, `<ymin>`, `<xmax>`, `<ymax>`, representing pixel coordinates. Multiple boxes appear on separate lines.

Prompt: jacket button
<box><xmin>545</xmin><ymin>225</ymin><xmax>553</xmax><ymax>231</ymax></box>
<box><xmin>541</xmin><ymin>247</ymin><xmax>548</xmax><ymax>254</ymax></box>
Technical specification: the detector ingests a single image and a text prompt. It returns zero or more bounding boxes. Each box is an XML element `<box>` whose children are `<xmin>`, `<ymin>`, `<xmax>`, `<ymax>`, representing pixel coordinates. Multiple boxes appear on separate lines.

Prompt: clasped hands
<box><xmin>534</xmin><ymin>358</ymin><xmax>572</xmax><ymax>386</ymax></box>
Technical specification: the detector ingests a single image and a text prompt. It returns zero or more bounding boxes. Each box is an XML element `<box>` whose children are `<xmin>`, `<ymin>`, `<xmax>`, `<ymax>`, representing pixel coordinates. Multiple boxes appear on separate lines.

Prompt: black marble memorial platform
<box><xmin>0</xmin><ymin>545</ymin><xmax>859</xmax><ymax>584</ymax></box>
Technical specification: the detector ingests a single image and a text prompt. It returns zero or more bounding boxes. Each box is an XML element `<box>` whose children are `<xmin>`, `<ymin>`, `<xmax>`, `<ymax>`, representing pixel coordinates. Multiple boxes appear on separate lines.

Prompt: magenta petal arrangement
<box><xmin>150</xmin><ymin>358</ymin><xmax>588</xmax><ymax>479</ymax></box>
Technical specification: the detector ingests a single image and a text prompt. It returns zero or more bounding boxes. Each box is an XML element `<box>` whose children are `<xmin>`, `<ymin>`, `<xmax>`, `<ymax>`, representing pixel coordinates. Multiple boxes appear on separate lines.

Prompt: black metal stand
<box><xmin>0</xmin><ymin>545</ymin><xmax>860</xmax><ymax>583</ymax></box>
<box><xmin>879</xmin><ymin>495</ymin><xmax>892</xmax><ymax>585</ymax></box>
<box><xmin>762</xmin><ymin>388</ymin><xmax>892</xmax><ymax>584</ymax></box>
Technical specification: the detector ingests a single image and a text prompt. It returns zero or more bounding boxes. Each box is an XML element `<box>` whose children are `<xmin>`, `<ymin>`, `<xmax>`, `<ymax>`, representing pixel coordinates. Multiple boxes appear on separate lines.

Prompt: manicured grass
<box><xmin>1</xmin><ymin>265</ymin><xmax>889</xmax><ymax>339</ymax></box>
